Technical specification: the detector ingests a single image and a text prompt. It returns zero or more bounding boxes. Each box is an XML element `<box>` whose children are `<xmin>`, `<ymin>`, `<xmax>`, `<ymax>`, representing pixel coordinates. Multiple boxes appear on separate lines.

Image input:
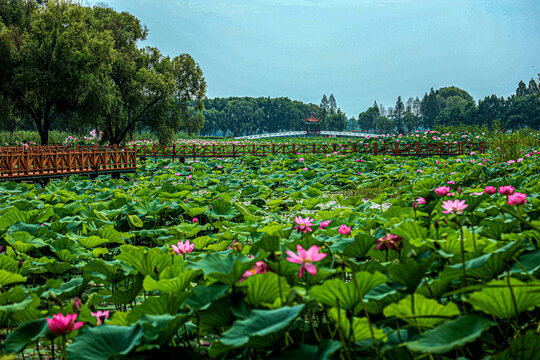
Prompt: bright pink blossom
<box><xmin>338</xmin><ymin>224</ymin><xmax>352</xmax><ymax>235</ymax></box>
<box><xmin>193</xmin><ymin>217</ymin><xmax>198</xmax><ymax>223</ymax></box>
<box><xmin>506</xmin><ymin>192</ymin><xmax>527</xmax><ymax>206</ymax></box>
<box><xmin>441</xmin><ymin>199</ymin><xmax>468</xmax><ymax>214</ymax></box>
<box><xmin>415</xmin><ymin>197</ymin><xmax>426</xmax><ymax>205</ymax></box>
<box><xmin>375</xmin><ymin>234</ymin><xmax>403</xmax><ymax>251</ymax></box>
<box><xmin>484</xmin><ymin>186</ymin><xmax>497</xmax><ymax>195</ymax></box>
<box><xmin>498</xmin><ymin>186</ymin><xmax>515</xmax><ymax>195</ymax></box>
<box><xmin>285</xmin><ymin>244</ymin><xmax>327</xmax><ymax>278</ymax></box>
<box><xmin>293</xmin><ymin>216</ymin><xmax>315</xmax><ymax>233</ymax></box>
<box><xmin>239</xmin><ymin>261</ymin><xmax>268</xmax><ymax>283</ymax></box>
<box><xmin>171</xmin><ymin>240</ymin><xmax>194</xmax><ymax>255</ymax></box>
<box><xmin>91</xmin><ymin>310</ymin><xmax>110</xmax><ymax>325</ymax></box>
<box><xmin>46</xmin><ymin>313</ymin><xmax>84</xmax><ymax>335</ymax></box>
<box><xmin>435</xmin><ymin>186</ymin><xmax>451</xmax><ymax>196</ymax></box>
<box><xmin>319</xmin><ymin>220</ymin><xmax>331</xmax><ymax>230</ymax></box>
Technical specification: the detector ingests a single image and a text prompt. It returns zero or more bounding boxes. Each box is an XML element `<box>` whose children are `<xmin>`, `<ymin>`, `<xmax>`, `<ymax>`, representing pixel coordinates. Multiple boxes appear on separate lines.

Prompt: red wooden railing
<box><xmin>0</xmin><ymin>145</ymin><xmax>137</xmax><ymax>179</ymax></box>
<box><xmin>133</xmin><ymin>141</ymin><xmax>486</xmax><ymax>158</ymax></box>
<box><xmin>0</xmin><ymin>141</ymin><xmax>485</xmax><ymax>180</ymax></box>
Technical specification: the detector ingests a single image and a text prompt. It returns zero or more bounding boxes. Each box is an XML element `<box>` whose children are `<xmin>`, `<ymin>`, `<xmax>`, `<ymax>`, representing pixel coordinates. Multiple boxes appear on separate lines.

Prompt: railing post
<box><xmin>374</xmin><ymin>143</ymin><xmax>378</xmax><ymax>156</ymax></box>
<box><xmin>232</xmin><ymin>144</ymin><xmax>236</xmax><ymax>157</ymax></box>
<box><xmin>173</xmin><ymin>144</ymin><xmax>176</xmax><ymax>161</ymax></box>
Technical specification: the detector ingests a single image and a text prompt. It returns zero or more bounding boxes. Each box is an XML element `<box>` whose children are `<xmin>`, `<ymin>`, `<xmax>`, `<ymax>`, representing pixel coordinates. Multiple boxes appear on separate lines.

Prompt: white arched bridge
<box><xmin>234</xmin><ymin>131</ymin><xmax>378</xmax><ymax>140</ymax></box>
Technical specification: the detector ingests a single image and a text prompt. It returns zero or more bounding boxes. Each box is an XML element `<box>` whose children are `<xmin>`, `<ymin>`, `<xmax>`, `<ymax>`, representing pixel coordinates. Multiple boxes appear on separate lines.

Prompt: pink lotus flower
<box><xmin>303</xmin><ymin>167</ymin><xmax>308</xmax><ymax>171</ymax></box>
<box><xmin>293</xmin><ymin>216</ymin><xmax>315</xmax><ymax>233</ymax></box>
<box><xmin>193</xmin><ymin>217</ymin><xmax>198</xmax><ymax>223</ymax></box>
<box><xmin>239</xmin><ymin>261</ymin><xmax>268</xmax><ymax>283</ymax></box>
<box><xmin>415</xmin><ymin>197</ymin><xmax>426</xmax><ymax>205</ymax></box>
<box><xmin>319</xmin><ymin>220</ymin><xmax>331</xmax><ymax>230</ymax></box>
<box><xmin>217</xmin><ymin>165</ymin><xmax>222</xmax><ymax>169</ymax></box>
<box><xmin>175</xmin><ymin>172</ymin><xmax>181</xmax><ymax>176</ymax></box>
<box><xmin>338</xmin><ymin>224</ymin><xmax>352</xmax><ymax>235</ymax></box>
<box><xmin>484</xmin><ymin>186</ymin><xmax>497</xmax><ymax>195</ymax></box>
<box><xmin>498</xmin><ymin>186</ymin><xmax>515</xmax><ymax>195</ymax></box>
<box><xmin>299</xmin><ymin>158</ymin><xmax>304</xmax><ymax>162</ymax></box>
<box><xmin>506</xmin><ymin>192</ymin><xmax>527</xmax><ymax>206</ymax></box>
<box><xmin>171</xmin><ymin>240</ymin><xmax>194</xmax><ymax>255</ymax></box>
<box><xmin>375</xmin><ymin>234</ymin><xmax>403</xmax><ymax>251</ymax></box>
<box><xmin>435</xmin><ymin>186</ymin><xmax>451</xmax><ymax>196</ymax></box>
<box><xmin>441</xmin><ymin>199</ymin><xmax>468</xmax><ymax>214</ymax></box>
<box><xmin>285</xmin><ymin>244</ymin><xmax>327</xmax><ymax>278</ymax></box>
<box><xmin>46</xmin><ymin>313</ymin><xmax>84</xmax><ymax>335</ymax></box>
<box><xmin>91</xmin><ymin>310</ymin><xmax>110</xmax><ymax>325</ymax></box>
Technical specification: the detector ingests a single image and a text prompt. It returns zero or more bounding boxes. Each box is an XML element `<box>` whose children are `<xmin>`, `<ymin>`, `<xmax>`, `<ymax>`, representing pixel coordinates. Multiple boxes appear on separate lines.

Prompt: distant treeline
<box><xmin>201</xmin><ymin>95</ymin><xmax>347</xmax><ymax>137</ymax></box>
<box><xmin>359</xmin><ymin>79</ymin><xmax>540</xmax><ymax>133</ymax></box>
<box><xmin>201</xmin><ymin>77</ymin><xmax>540</xmax><ymax>136</ymax></box>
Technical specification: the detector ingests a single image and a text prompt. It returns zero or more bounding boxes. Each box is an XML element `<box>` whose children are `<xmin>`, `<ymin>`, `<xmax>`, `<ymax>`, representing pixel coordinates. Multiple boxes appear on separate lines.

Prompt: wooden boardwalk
<box><xmin>0</xmin><ymin>141</ymin><xmax>485</xmax><ymax>181</ymax></box>
<box><xmin>0</xmin><ymin>145</ymin><xmax>137</xmax><ymax>181</ymax></box>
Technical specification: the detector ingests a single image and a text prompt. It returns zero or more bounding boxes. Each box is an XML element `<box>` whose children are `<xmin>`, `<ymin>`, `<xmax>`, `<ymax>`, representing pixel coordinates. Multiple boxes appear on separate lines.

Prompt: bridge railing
<box><xmin>0</xmin><ymin>141</ymin><xmax>486</xmax><ymax>179</ymax></box>
<box><xmin>0</xmin><ymin>145</ymin><xmax>137</xmax><ymax>179</ymax></box>
<box><xmin>132</xmin><ymin>141</ymin><xmax>485</xmax><ymax>158</ymax></box>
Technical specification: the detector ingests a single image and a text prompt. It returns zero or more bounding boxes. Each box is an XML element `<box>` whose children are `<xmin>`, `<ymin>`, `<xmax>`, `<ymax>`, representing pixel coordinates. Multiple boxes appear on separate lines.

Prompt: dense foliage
<box><xmin>0</xmin><ymin>136</ymin><xmax>538</xmax><ymax>359</ymax></box>
<box><xmin>0</xmin><ymin>0</ymin><xmax>206</xmax><ymax>145</ymax></box>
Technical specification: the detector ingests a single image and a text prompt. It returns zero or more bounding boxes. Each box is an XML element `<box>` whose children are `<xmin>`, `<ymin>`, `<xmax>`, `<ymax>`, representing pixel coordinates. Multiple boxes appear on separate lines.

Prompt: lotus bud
<box><xmin>457</xmin><ymin>186</ymin><xmax>462</xmax><ymax>194</ymax></box>
<box><xmin>412</xmin><ymin>201</ymin><xmax>418</xmax><ymax>211</ymax></box>
<box><xmin>18</xmin><ymin>259</ymin><xmax>23</xmax><ymax>268</ymax></box>
<box><xmin>233</xmin><ymin>242</ymin><xmax>243</xmax><ymax>252</ymax></box>
<box><xmin>154</xmin><ymin>266</ymin><xmax>159</xmax><ymax>277</ymax></box>
<box><xmin>73</xmin><ymin>297</ymin><xmax>82</xmax><ymax>313</ymax></box>
<box><xmin>0</xmin><ymin>245</ymin><xmax>4</xmax><ymax>253</ymax></box>
<box><xmin>434</xmin><ymin>219</ymin><xmax>440</xmax><ymax>230</ymax></box>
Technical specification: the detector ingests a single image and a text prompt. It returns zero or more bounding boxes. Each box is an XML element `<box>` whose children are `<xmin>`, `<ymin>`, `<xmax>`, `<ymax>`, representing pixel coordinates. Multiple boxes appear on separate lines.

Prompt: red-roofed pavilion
<box><xmin>303</xmin><ymin>113</ymin><xmax>321</xmax><ymax>136</ymax></box>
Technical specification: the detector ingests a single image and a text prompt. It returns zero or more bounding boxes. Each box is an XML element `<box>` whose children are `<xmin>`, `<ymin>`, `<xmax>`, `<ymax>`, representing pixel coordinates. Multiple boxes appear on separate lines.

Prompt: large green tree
<box><xmin>84</xmin><ymin>5</ymin><xmax>206</xmax><ymax>144</ymax></box>
<box><xmin>0</xmin><ymin>0</ymin><xmax>114</xmax><ymax>144</ymax></box>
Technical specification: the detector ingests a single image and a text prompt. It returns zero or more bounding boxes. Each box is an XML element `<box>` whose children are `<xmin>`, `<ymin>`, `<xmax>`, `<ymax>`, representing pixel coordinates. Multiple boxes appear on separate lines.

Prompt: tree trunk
<box><xmin>40</xmin><ymin>130</ymin><xmax>49</xmax><ymax>145</ymax></box>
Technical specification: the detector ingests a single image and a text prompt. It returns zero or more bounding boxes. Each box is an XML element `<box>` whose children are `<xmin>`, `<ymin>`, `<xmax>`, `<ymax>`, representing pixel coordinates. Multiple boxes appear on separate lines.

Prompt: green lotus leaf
<box><xmin>3</xmin><ymin>318</ymin><xmax>48</xmax><ymax>354</ymax></box>
<box><xmin>383</xmin><ymin>294</ymin><xmax>460</xmax><ymax>328</ymax></box>
<box><xmin>108</xmin><ymin>283</ymin><xmax>144</xmax><ymax>307</ymax></box>
<box><xmin>188</xmin><ymin>252</ymin><xmax>260</xmax><ymax>285</ymax></box>
<box><xmin>134</xmin><ymin>200</ymin><xmax>167</xmax><ymax>216</ymax></box>
<box><xmin>67</xmin><ymin>324</ymin><xmax>144</xmax><ymax>360</ymax></box>
<box><xmin>137</xmin><ymin>313</ymin><xmax>189</xmax><ymax>346</ymax></box>
<box><xmin>143</xmin><ymin>266</ymin><xmax>201</xmax><ymax>295</ymax></box>
<box><xmin>328</xmin><ymin>308</ymin><xmax>387</xmax><ymax>342</ymax></box>
<box><xmin>0</xmin><ymin>269</ymin><xmax>27</xmax><ymax>287</ymax></box>
<box><xmin>183</xmin><ymin>283</ymin><xmax>230</xmax><ymax>311</ymax></box>
<box><xmin>209</xmin><ymin>305</ymin><xmax>305</xmax><ymax>357</ymax></box>
<box><xmin>0</xmin><ymin>255</ymin><xmax>19</xmax><ymax>272</ymax></box>
<box><xmin>492</xmin><ymin>330</ymin><xmax>540</xmax><ymax>360</ymax></box>
<box><xmin>127</xmin><ymin>214</ymin><xmax>144</xmax><ymax>228</ymax></box>
<box><xmin>127</xmin><ymin>294</ymin><xmax>188</xmax><ymax>323</ymax></box>
<box><xmin>210</xmin><ymin>199</ymin><xmax>239</xmax><ymax>220</ymax></box>
<box><xmin>467</xmin><ymin>278</ymin><xmax>540</xmax><ymax>319</ymax></box>
<box><xmin>244</xmin><ymin>272</ymin><xmax>291</xmax><ymax>308</ymax></box>
<box><xmin>115</xmin><ymin>247</ymin><xmax>172</xmax><ymax>279</ymax></box>
<box><xmin>310</xmin><ymin>272</ymin><xmax>387</xmax><ymax>313</ymax></box>
<box><xmin>406</xmin><ymin>315</ymin><xmax>495</xmax><ymax>354</ymax></box>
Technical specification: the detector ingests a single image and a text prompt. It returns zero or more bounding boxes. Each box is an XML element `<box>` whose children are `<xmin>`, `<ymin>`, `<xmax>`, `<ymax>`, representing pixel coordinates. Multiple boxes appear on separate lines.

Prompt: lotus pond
<box><xmin>0</xmin><ymin>147</ymin><xmax>539</xmax><ymax>359</ymax></box>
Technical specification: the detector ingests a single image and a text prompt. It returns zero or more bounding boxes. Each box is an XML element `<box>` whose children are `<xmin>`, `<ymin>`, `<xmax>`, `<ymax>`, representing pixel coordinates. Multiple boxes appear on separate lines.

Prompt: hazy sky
<box><xmin>86</xmin><ymin>0</ymin><xmax>540</xmax><ymax>116</ymax></box>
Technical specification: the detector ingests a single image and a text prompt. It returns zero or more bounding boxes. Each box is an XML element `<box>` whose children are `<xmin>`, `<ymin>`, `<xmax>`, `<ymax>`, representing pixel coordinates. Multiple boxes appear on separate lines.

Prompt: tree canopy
<box><xmin>0</xmin><ymin>0</ymin><xmax>206</xmax><ymax>144</ymax></box>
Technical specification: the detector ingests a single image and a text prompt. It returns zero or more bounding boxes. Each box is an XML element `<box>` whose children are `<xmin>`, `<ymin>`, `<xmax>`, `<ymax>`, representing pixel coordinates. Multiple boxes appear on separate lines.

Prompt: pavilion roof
<box><xmin>304</xmin><ymin>113</ymin><xmax>321</xmax><ymax>123</ymax></box>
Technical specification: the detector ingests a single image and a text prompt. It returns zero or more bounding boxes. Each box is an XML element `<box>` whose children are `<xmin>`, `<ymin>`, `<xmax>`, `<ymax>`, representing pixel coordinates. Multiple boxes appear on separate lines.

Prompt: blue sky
<box><xmin>87</xmin><ymin>0</ymin><xmax>540</xmax><ymax>117</ymax></box>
